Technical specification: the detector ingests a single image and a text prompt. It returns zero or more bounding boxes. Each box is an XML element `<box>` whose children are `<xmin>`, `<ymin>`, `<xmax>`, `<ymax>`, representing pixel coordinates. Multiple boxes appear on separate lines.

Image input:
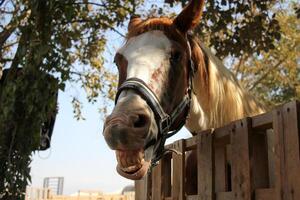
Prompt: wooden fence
<box><xmin>135</xmin><ymin>101</ymin><xmax>300</xmax><ymax>200</ymax></box>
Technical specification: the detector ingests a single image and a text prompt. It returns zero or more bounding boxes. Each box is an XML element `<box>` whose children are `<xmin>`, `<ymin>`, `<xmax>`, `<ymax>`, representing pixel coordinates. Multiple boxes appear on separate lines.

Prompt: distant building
<box><xmin>121</xmin><ymin>185</ymin><xmax>134</xmax><ymax>195</ymax></box>
<box><xmin>43</xmin><ymin>177</ymin><xmax>64</xmax><ymax>195</ymax></box>
<box><xmin>122</xmin><ymin>185</ymin><xmax>135</xmax><ymax>200</ymax></box>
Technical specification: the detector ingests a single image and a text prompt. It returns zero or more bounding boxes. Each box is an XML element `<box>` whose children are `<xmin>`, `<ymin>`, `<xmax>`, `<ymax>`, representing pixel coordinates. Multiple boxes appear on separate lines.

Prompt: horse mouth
<box><xmin>116</xmin><ymin>149</ymin><xmax>150</xmax><ymax>180</ymax></box>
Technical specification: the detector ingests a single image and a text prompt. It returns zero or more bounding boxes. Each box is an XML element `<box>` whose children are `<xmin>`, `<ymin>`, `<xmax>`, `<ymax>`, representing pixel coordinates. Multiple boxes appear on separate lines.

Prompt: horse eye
<box><xmin>170</xmin><ymin>51</ymin><xmax>182</xmax><ymax>63</ymax></box>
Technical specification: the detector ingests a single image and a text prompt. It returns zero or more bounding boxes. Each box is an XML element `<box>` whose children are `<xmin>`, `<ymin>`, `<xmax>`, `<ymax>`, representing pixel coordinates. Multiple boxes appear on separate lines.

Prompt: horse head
<box><xmin>103</xmin><ymin>0</ymin><xmax>205</xmax><ymax>180</ymax></box>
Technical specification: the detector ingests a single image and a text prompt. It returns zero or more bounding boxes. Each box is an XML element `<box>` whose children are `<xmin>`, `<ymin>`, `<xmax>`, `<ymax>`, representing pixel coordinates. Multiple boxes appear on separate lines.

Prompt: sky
<box><xmin>29</xmin><ymin>2</ymin><xmax>190</xmax><ymax>195</ymax></box>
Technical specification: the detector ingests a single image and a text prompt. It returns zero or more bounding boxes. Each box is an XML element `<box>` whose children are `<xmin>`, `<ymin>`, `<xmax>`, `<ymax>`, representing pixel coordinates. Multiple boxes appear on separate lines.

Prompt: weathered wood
<box><xmin>252</xmin><ymin>112</ymin><xmax>273</xmax><ymax>130</ymax></box>
<box><xmin>255</xmin><ymin>189</ymin><xmax>276</xmax><ymax>200</ymax></box>
<box><xmin>272</xmin><ymin>107</ymin><xmax>285</xmax><ymax>200</ymax></box>
<box><xmin>214</xmin><ymin>146</ymin><xmax>227</xmax><ymax>193</ymax></box>
<box><xmin>230</xmin><ymin>118</ymin><xmax>251</xmax><ymax>200</ymax></box>
<box><xmin>185</xmin><ymin>136</ymin><xmax>198</xmax><ymax>151</ymax></box>
<box><xmin>281</xmin><ymin>101</ymin><xmax>300</xmax><ymax>200</ymax></box>
<box><xmin>136</xmin><ymin>101</ymin><xmax>300</xmax><ymax>200</ymax></box>
<box><xmin>197</xmin><ymin>133</ymin><xmax>214</xmax><ymax>200</ymax></box>
<box><xmin>186</xmin><ymin>195</ymin><xmax>199</xmax><ymax>200</ymax></box>
<box><xmin>266</xmin><ymin>129</ymin><xmax>275</xmax><ymax>188</ymax></box>
<box><xmin>135</xmin><ymin>174</ymin><xmax>151</xmax><ymax>200</ymax></box>
<box><xmin>152</xmin><ymin>161</ymin><xmax>163</xmax><ymax>200</ymax></box>
<box><xmin>214</xmin><ymin>124</ymin><xmax>231</xmax><ymax>140</ymax></box>
<box><xmin>215</xmin><ymin>192</ymin><xmax>234</xmax><ymax>200</ymax></box>
<box><xmin>172</xmin><ymin>140</ymin><xmax>185</xmax><ymax>200</ymax></box>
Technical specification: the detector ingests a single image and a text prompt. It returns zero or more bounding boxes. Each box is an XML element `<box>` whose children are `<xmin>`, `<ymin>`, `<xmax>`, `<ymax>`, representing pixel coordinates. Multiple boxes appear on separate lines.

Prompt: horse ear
<box><xmin>128</xmin><ymin>15</ymin><xmax>142</xmax><ymax>32</ymax></box>
<box><xmin>174</xmin><ymin>0</ymin><xmax>205</xmax><ymax>33</ymax></box>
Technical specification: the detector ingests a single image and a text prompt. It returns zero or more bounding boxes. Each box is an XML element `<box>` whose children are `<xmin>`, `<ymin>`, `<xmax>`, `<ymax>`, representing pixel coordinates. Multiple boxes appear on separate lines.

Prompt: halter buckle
<box><xmin>159</xmin><ymin>116</ymin><xmax>171</xmax><ymax>134</ymax></box>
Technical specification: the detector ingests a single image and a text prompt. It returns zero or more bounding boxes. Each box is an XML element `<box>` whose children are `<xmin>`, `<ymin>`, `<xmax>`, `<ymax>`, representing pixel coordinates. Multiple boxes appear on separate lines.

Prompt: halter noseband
<box><xmin>114</xmin><ymin>38</ymin><xmax>195</xmax><ymax>169</ymax></box>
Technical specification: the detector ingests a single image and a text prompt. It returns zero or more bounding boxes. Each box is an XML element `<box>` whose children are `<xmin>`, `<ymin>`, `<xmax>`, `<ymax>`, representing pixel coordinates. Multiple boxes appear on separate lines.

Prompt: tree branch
<box><xmin>63</xmin><ymin>19</ymin><xmax>126</xmax><ymax>38</ymax></box>
<box><xmin>2</xmin><ymin>40</ymin><xmax>18</xmax><ymax>49</ymax></box>
<box><xmin>0</xmin><ymin>58</ymin><xmax>13</xmax><ymax>62</ymax></box>
<box><xmin>66</xmin><ymin>2</ymin><xmax>106</xmax><ymax>7</ymax></box>
<box><xmin>249</xmin><ymin>58</ymin><xmax>286</xmax><ymax>91</ymax></box>
<box><xmin>0</xmin><ymin>7</ymin><xmax>28</xmax><ymax>49</ymax></box>
<box><xmin>234</xmin><ymin>54</ymin><xmax>250</xmax><ymax>77</ymax></box>
<box><xmin>0</xmin><ymin>0</ymin><xmax>5</xmax><ymax>7</ymax></box>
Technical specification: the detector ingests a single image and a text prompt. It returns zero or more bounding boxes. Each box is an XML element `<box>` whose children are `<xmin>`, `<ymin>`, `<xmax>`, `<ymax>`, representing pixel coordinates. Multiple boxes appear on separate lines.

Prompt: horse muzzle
<box><xmin>103</xmin><ymin>93</ymin><xmax>157</xmax><ymax>179</ymax></box>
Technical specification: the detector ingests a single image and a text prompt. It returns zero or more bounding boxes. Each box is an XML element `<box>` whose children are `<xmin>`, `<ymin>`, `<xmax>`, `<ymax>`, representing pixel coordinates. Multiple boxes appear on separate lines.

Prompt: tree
<box><xmin>0</xmin><ymin>0</ymin><xmax>141</xmax><ymax>199</ymax></box>
<box><xmin>165</xmin><ymin>0</ymin><xmax>282</xmax><ymax>59</ymax></box>
<box><xmin>235</xmin><ymin>5</ymin><xmax>300</xmax><ymax>108</ymax></box>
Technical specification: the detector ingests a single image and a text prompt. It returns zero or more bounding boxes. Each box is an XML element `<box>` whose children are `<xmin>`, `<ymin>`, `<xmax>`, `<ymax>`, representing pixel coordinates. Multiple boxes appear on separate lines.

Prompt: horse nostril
<box><xmin>133</xmin><ymin>114</ymin><xmax>148</xmax><ymax>128</ymax></box>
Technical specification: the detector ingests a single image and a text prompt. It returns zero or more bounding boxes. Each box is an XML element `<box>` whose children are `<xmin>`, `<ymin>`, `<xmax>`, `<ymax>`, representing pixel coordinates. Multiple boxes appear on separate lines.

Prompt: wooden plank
<box><xmin>230</xmin><ymin>118</ymin><xmax>251</xmax><ymax>200</ymax></box>
<box><xmin>135</xmin><ymin>174</ymin><xmax>151</xmax><ymax>200</ymax></box>
<box><xmin>186</xmin><ymin>195</ymin><xmax>199</xmax><ymax>200</ymax></box>
<box><xmin>172</xmin><ymin>140</ymin><xmax>185</xmax><ymax>200</ymax></box>
<box><xmin>272</xmin><ymin>107</ymin><xmax>285</xmax><ymax>200</ymax></box>
<box><xmin>252</xmin><ymin>112</ymin><xmax>273</xmax><ymax>130</ymax></box>
<box><xmin>281</xmin><ymin>101</ymin><xmax>300</xmax><ymax>199</ymax></box>
<box><xmin>215</xmin><ymin>192</ymin><xmax>234</xmax><ymax>200</ymax></box>
<box><xmin>197</xmin><ymin>132</ymin><xmax>214</xmax><ymax>200</ymax></box>
<box><xmin>186</xmin><ymin>129</ymin><xmax>213</xmax><ymax>151</ymax></box>
<box><xmin>266</xmin><ymin>129</ymin><xmax>275</xmax><ymax>188</ymax></box>
<box><xmin>214</xmin><ymin>146</ymin><xmax>227</xmax><ymax>193</ymax></box>
<box><xmin>185</xmin><ymin>136</ymin><xmax>198</xmax><ymax>151</ymax></box>
<box><xmin>214</xmin><ymin>135</ymin><xmax>230</xmax><ymax>148</ymax></box>
<box><xmin>255</xmin><ymin>188</ymin><xmax>276</xmax><ymax>200</ymax></box>
<box><xmin>214</xmin><ymin>123</ymin><xmax>232</xmax><ymax>140</ymax></box>
<box><xmin>152</xmin><ymin>162</ymin><xmax>162</xmax><ymax>200</ymax></box>
<box><xmin>185</xmin><ymin>150</ymin><xmax>198</xmax><ymax>195</ymax></box>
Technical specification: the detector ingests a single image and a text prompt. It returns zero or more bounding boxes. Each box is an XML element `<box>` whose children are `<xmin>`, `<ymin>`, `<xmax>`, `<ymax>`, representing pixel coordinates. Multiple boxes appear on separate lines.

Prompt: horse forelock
<box><xmin>126</xmin><ymin>17</ymin><xmax>187</xmax><ymax>47</ymax></box>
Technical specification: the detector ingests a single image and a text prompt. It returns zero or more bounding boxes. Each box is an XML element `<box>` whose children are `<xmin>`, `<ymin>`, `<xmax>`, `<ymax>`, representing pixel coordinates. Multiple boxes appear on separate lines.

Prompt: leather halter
<box><xmin>115</xmin><ymin>38</ymin><xmax>195</xmax><ymax>169</ymax></box>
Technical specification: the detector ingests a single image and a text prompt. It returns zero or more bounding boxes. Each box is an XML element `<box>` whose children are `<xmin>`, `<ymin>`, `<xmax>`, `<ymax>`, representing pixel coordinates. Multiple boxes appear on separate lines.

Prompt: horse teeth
<box><xmin>116</xmin><ymin>150</ymin><xmax>145</xmax><ymax>170</ymax></box>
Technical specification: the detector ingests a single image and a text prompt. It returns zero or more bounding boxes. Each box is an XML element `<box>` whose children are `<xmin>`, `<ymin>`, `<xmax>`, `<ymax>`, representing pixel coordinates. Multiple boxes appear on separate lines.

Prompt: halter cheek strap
<box><xmin>115</xmin><ymin>77</ymin><xmax>192</xmax><ymax>166</ymax></box>
<box><xmin>115</xmin><ymin>78</ymin><xmax>172</xmax><ymax>134</ymax></box>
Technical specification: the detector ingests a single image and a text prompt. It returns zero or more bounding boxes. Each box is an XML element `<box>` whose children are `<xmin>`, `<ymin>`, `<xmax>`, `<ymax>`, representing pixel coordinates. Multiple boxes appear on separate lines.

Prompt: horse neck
<box><xmin>185</xmin><ymin>43</ymin><xmax>265</xmax><ymax>134</ymax></box>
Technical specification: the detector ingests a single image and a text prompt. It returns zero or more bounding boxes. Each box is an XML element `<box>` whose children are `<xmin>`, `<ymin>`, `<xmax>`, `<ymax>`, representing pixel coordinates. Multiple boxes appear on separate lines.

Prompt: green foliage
<box><xmin>166</xmin><ymin>0</ymin><xmax>281</xmax><ymax>59</ymax></box>
<box><xmin>0</xmin><ymin>0</ymin><xmax>140</xmax><ymax>199</ymax></box>
<box><xmin>235</xmin><ymin>8</ymin><xmax>300</xmax><ymax>108</ymax></box>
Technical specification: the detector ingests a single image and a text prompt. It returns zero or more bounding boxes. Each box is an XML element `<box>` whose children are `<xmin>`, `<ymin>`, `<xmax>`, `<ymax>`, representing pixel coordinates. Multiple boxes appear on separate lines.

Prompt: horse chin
<box><xmin>115</xmin><ymin>148</ymin><xmax>153</xmax><ymax>180</ymax></box>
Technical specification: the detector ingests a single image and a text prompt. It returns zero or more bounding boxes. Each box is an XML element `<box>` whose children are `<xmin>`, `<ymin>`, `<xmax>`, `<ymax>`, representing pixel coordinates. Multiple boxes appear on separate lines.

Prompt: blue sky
<box><xmin>29</xmin><ymin>2</ymin><xmax>190</xmax><ymax>195</ymax></box>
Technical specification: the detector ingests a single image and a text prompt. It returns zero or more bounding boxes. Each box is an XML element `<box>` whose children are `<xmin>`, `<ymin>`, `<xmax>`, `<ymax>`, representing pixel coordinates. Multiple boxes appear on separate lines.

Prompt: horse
<box><xmin>102</xmin><ymin>0</ymin><xmax>264</xmax><ymax>187</ymax></box>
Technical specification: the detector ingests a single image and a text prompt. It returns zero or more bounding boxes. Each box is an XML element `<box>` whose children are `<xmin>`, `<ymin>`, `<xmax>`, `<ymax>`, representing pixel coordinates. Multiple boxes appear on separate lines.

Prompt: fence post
<box><xmin>230</xmin><ymin>118</ymin><xmax>252</xmax><ymax>200</ymax></box>
<box><xmin>172</xmin><ymin>139</ymin><xmax>186</xmax><ymax>200</ymax></box>
<box><xmin>281</xmin><ymin>101</ymin><xmax>300</xmax><ymax>199</ymax></box>
<box><xmin>135</xmin><ymin>174</ymin><xmax>151</xmax><ymax>200</ymax></box>
<box><xmin>197</xmin><ymin>131</ymin><xmax>214</xmax><ymax>200</ymax></box>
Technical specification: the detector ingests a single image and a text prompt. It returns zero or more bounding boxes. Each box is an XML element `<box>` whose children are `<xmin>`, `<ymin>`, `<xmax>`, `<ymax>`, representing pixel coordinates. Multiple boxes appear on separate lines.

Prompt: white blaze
<box><xmin>118</xmin><ymin>30</ymin><xmax>172</xmax><ymax>84</ymax></box>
